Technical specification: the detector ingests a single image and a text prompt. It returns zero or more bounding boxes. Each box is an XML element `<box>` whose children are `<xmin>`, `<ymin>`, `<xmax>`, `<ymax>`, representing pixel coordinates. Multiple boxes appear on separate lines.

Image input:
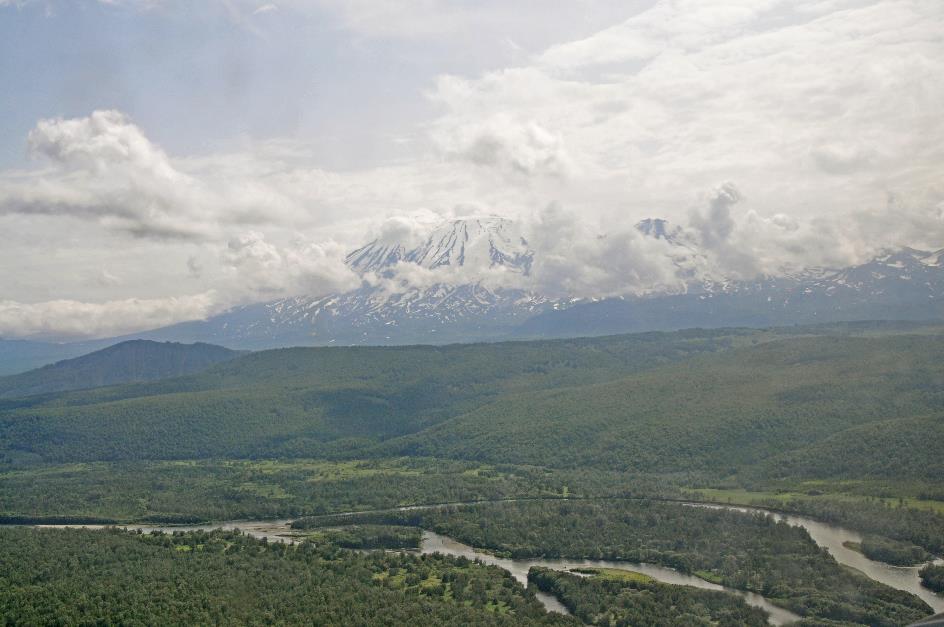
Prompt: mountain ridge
<box><xmin>0</xmin><ymin>339</ymin><xmax>241</xmax><ymax>399</ymax></box>
<box><xmin>3</xmin><ymin>216</ymin><xmax>944</xmax><ymax>372</ymax></box>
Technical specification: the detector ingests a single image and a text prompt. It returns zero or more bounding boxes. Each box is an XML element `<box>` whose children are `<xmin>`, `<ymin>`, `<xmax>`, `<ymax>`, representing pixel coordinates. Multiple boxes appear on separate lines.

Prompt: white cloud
<box><xmin>427</xmin><ymin>0</ymin><xmax>944</xmax><ymax>223</ymax></box>
<box><xmin>28</xmin><ymin>110</ymin><xmax>177</xmax><ymax>178</ymax></box>
<box><xmin>434</xmin><ymin>115</ymin><xmax>575</xmax><ymax>180</ymax></box>
<box><xmin>3</xmin><ymin>110</ymin><xmax>212</xmax><ymax>240</ymax></box>
<box><xmin>1</xmin><ymin>0</ymin><xmax>943</xmax><ymax>338</ymax></box>
<box><xmin>252</xmin><ymin>3</ymin><xmax>277</xmax><ymax>15</ymax></box>
<box><xmin>221</xmin><ymin>231</ymin><xmax>361</xmax><ymax>299</ymax></box>
<box><xmin>0</xmin><ymin>293</ymin><xmax>219</xmax><ymax>339</ymax></box>
<box><xmin>526</xmin><ymin>202</ymin><xmax>683</xmax><ymax>299</ymax></box>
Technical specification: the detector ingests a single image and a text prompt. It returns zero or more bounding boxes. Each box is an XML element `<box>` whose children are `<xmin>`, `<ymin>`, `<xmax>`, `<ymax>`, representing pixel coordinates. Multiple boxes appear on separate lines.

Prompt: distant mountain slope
<box><xmin>519</xmin><ymin>247</ymin><xmax>944</xmax><ymax>338</ymax></box>
<box><xmin>0</xmin><ymin>340</ymin><xmax>241</xmax><ymax>399</ymax></box>
<box><xmin>4</xmin><ymin>218</ymin><xmax>944</xmax><ymax>369</ymax></box>
<box><xmin>0</xmin><ymin>339</ymin><xmax>115</xmax><ymax>377</ymax></box>
<box><xmin>0</xmin><ymin>328</ymin><xmax>769</xmax><ymax>465</ymax></box>
<box><xmin>2</xmin><ymin>323</ymin><xmax>943</xmax><ymax>480</ymax></box>
<box><xmin>379</xmin><ymin>334</ymin><xmax>944</xmax><ymax>471</ymax></box>
<box><xmin>125</xmin><ymin>219</ymin><xmax>944</xmax><ymax>349</ymax></box>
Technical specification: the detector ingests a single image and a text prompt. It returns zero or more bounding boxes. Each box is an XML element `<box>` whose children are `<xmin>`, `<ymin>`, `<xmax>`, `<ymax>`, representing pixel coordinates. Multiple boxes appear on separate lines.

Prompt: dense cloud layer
<box><xmin>1</xmin><ymin>0</ymin><xmax>942</xmax><ymax>338</ymax></box>
<box><xmin>0</xmin><ymin>294</ymin><xmax>219</xmax><ymax>339</ymax></box>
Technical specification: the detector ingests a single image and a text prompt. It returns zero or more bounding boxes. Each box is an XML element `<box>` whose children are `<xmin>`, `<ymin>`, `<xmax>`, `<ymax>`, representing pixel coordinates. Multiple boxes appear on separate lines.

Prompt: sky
<box><xmin>0</xmin><ymin>0</ymin><xmax>942</xmax><ymax>339</ymax></box>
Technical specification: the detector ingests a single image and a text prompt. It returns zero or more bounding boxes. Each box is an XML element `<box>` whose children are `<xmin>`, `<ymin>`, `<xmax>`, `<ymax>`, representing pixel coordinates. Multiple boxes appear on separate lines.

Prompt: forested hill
<box><xmin>0</xmin><ymin>340</ymin><xmax>240</xmax><ymax>399</ymax></box>
<box><xmin>1</xmin><ymin>322</ymin><xmax>943</xmax><ymax>484</ymax></box>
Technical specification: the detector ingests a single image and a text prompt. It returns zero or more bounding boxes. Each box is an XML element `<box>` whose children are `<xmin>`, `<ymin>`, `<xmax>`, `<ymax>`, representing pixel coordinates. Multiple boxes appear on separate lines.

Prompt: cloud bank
<box><xmin>0</xmin><ymin>293</ymin><xmax>219</xmax><ymax>339</ymax></box>
<box><xmin>1</xmin><ymin>0</ymin><xmax>943</xmax><ymax>338</ymax></box>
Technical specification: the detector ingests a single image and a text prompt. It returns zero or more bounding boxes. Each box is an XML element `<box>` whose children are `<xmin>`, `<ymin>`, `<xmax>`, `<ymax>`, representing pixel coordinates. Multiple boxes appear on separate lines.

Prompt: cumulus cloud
<box><xmin>0</xmin><ymin>111</ymin><xmax>337</xmax><ymax>241</ymax></box>
<box><xmin>0</xmin><ymin>293</ymin><xmax>219</xmax><ymax>340</ymax></box>
<box><xmin>434</xmin><ymin>115</ymin><xmax>575</xmax><ymax>180</ymax></box>
<box><xmin>689</xmin><ymin>182</ymin><xmax>740</xmax><ymax>250</ymax></box>
<box><xmin>526</xmin><ymin>202</ymin><xmax>684</xmax><ymax>299</ymax></box>
<box><xmin>28</xmin><ymin>110</ymin><xmax>178</xmax><ymax>178</ymax></box>
<box><xmin>369</xmin><ymin>213</ymin><xmax>440</xmax><ymax>250</ymax></box>
<box><xmin>1</xmin><ymin>0</ymin><xmax>943</xmax><ymax>338</ymax></box>
<box><xmin>221</xmin><ymin>231</ymin><xmax>361</xmax><ymax>299</ymax></box>
<box><xmin>427</xmin><ymin>0</ymin><xmax>944</xmax><ymax>223</ymax></box>
<box><xmin>2</xmin><ymin>110</ymin><xmax>212</xmax><ymax>240</ymax></box>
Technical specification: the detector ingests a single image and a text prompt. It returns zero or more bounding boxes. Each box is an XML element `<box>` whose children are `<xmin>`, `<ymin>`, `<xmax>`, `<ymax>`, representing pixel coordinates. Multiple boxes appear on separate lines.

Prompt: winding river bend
<box><xmin>36</xmin><ymin>498</ymin><xmax>944</xmax><ymax>624</ymax></box>
<box><xmin>418</xmin><ymin>530</ymin><xmax>800</xmax><ymax>624</ymax></box>
<box><xmin>686</xmin><ymin>502</ymin><xmax>944</xmax><ymax>614</ymax></box>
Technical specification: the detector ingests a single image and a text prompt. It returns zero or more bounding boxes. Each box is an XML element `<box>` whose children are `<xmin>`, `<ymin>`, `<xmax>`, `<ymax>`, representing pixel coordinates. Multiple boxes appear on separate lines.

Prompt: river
<box><xmin>686</xmin><ymin>502</ymin><xmax>944</xmax><ymax>614</ymax></box>
<box><xmin>418</xmin><ymin>529</ymin><xmax>800</xmax><ymax>624</ymax></box>
<box><xmin>35</xmin><ymin>498</ymin><xmax>944</xmax><ymax>624</ymax></box>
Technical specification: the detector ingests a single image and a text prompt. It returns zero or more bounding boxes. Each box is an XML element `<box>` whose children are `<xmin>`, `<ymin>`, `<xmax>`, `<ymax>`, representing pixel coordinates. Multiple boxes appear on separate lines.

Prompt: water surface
<box><xmin>419</xmin><ymin>530</ymin><xmax>800</xmax><ymax>624</ymax></box>
<box><xmin>687</xmin><ymin>502</ymin><xmax>944</xmax><ymax>613</ymax></box>
<box><xmin>35</xmin><ymin>497</ymin><xmax>944</xmax><ymax>621</ymax></box>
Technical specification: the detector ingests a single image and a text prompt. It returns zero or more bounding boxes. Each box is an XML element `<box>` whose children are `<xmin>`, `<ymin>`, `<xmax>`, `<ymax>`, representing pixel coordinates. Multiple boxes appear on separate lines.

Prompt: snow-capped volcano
<box><xmin>347</xmin><ymin>217</ymin><xmax>533</xmax><ymax>276</ymax></box>
<box><xmin>118</xmin><ymin>215</ymin><xmax>944</xmax><ymax>349</ymax></box>
<box><xmin>142</xmin><ymin>217</ymin><xmax>552</xmax><ymax>348</ymax></box>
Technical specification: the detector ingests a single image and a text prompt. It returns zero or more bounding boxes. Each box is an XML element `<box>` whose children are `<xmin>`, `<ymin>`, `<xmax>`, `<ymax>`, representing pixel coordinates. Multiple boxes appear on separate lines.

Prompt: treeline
<box><xmin>761</xmin><ymin>497</ymin><xmax>944</xmax><ymax>555</ymax></box>
<box><xmin>919</xmin><ymin>564</ymin><xmax>944</xmax><ymax>594</ymax></box>
<box><xmin>306</xmin><ymin>525</ymin><xmax>421</xmax><ymax>549</ymax></box>
<box><xmin>296</xmin><ymin>499</ymin><xmax>932</xmax><ymax>625</ymax></box>
<box><xmin>0</xmin><ymin>526</ymin><xmax>574</xmax><ymax>626</ymax></box>
<box><xmin>855</xmin><ymin>535</ymin><xmax>930</xmax><ymax>566</ymax></box>
<box><xmin>0</xmin><ymin>458</ymin><xmax>674</xmax><ymax>522</ymax></box>
<box><xmin>528</xmin><ymin>567</ymin><xmax>769</xmax><ymax>626</ymax></box>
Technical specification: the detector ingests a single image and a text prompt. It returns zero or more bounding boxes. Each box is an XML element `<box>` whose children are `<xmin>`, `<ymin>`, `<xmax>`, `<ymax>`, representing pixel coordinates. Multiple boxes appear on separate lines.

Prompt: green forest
<box><xmin>0</xmin><ymin>526</ymin><xmax>573</xmax><ymax>626</ymax></box>
<box><xmin>2</xmin><ymin>323</ymin><xmax>943</xmax><ymax>625</ymax></box>
<box><xmin>528</xmin><ymin>567</ymin><xmax>769</xmax><ymax>626</ymax></box>
<box><xmin>844</xmin><ymin>535</ymin><xmax>929</xmax><ymax>566</ymax></box>
<box><xmin>293</xmin><ymin>499</ymin><xmax>933</xmax><ymax>625</ymax></box>
<box><xmin>920</xmin><ymin>564</ymin><xmax>944</xmax><ymax>594</ymax></box>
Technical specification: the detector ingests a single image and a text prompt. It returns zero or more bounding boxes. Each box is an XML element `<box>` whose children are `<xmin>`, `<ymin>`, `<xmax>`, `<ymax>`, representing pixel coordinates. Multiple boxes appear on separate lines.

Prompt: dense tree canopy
<box><xmin>296</xmin><ymin>499</ymin><xmax>933</xmax><ymax>625</ymax></box>
<box><xmin>0</xmin><ymin>527</ymin><xmax>574</xmax><ymax>626</ymax></box>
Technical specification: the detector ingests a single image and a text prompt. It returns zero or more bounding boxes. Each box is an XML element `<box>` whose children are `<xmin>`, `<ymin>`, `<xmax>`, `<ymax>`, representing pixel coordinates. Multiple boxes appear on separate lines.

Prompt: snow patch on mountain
<box><xmin>130</xmin><ymin>215</ymin><xmax>944</xmax><ymax>348</ymax></box>
<box><xmin>347</xmin><ymin>217</ymin><xmax>533</xmax><ymax>276</ymax></box>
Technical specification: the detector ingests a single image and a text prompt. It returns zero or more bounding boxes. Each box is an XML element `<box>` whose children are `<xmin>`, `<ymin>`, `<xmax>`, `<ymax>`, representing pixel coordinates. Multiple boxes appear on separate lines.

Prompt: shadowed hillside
<box><xmin>0</xmin><ymin>340</ymin><xmax>241</xmax><ymax>399</ymax></box>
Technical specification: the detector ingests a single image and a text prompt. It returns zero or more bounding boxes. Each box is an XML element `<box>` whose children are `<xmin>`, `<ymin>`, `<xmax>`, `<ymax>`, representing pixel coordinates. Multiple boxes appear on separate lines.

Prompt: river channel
<box><xmin>36</xmin><ymin>498</ymin><xmax>944</xmax><ymax>624</ymax></box>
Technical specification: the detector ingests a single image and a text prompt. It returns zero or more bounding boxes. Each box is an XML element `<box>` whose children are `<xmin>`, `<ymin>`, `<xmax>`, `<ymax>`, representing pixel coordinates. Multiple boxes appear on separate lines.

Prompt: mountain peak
<box><xmin>346</xmin><ymin>216</ymin><xmax>533</xmax><ymax>276</ymax></box>
<box><xmin>636</xmin><ymin>218</ymin><xmax>683</xmax><ymax>242</ymax></box>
